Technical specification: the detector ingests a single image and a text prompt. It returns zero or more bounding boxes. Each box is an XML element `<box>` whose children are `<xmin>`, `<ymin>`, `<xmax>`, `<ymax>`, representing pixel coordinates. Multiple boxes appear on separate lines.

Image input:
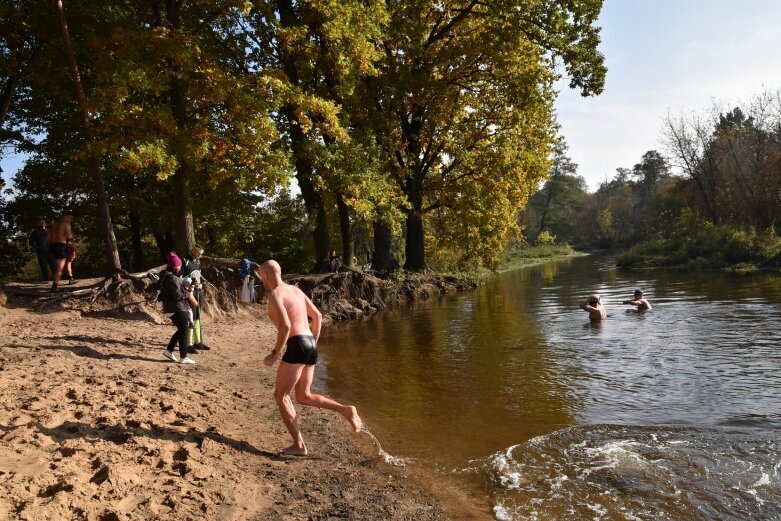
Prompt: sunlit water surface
<box><xmin>317</xmin><ymin>255</ymin><xmax>781</xmax><ymax>520</ymax></box>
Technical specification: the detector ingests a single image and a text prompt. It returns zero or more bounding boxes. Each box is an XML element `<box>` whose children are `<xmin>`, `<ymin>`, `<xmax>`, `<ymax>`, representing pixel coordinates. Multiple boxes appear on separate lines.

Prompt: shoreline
<box><xmin>0</xmin><ymin>303</ymin><xmax>466</xmax><ymax>520</ymax></box>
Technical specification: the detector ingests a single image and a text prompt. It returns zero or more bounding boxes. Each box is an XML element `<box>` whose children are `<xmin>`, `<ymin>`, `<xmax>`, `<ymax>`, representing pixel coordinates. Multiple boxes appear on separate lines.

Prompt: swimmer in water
<box><xmin>623</xmin><ymin>289</ymin><xmax>652</xmax><ymax>311</ymax></box>
<box><xmin>580</xmin><ymin>294</ymin><xmax>607</xmax><ymax>321</ymax></box>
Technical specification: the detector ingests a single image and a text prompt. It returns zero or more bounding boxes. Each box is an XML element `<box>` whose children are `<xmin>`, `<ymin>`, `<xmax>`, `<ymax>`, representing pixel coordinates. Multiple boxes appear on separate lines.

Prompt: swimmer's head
<box><xmin>634</xmin><ymin>289</ymin><xmax>643</xmax><ymax>297</ymax></box>
<box><xmin>588</xmin><ymin>294</ymin><xmax>601</xmax><ymax>305</ymax></box>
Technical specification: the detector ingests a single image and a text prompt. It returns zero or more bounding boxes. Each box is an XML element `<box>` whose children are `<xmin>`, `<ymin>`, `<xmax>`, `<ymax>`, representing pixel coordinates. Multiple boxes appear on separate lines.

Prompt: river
<box><xmin>317</xmin><ymin>254</ymin><xmax>781</xmax><ymax>520</ymax></box>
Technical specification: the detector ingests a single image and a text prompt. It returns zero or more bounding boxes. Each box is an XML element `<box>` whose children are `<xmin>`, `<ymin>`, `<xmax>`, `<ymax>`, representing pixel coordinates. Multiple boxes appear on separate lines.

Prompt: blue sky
<box><xmin>3</xmin><ymin>1</ymin><xmax>781</xmax><ymax>191</ymax></box>
<box><xmin>556</xmin><ymin>0</ymin><xmax>781</xmax><ymax>189</ymax></box>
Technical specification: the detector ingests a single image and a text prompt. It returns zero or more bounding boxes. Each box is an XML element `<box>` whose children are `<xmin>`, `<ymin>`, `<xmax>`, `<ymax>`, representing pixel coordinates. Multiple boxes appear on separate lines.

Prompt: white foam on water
<box><xmin>583</xmin><ymin>440</ymin><xmax>648</xmax><ymax>472</ymax></box>
<box><xmin>751</xmin><ymin>472</ymin><xmax>771</xmax><ymax>488</ymax></box>
<box><xmin>585</xmin><ymin>502</ymin><xmax>608</xmax><ymax>518</ymax></box>
<box><xmin>361</xmin><ymin>427</ymin><xmax>413</xmax><ymax>467</ymax></box>
<box><xmin>493</xmin><ymin>504</ymin><xmax>514</xmax><ymax>521</ymax></box>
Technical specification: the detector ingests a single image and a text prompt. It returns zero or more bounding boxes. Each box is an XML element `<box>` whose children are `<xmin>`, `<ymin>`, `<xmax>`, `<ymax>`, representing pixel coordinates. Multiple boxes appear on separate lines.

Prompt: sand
<box><xmin>0</xmin><ymin>300</ymin><xmax>450</xmax><ymax>520</ymax></box>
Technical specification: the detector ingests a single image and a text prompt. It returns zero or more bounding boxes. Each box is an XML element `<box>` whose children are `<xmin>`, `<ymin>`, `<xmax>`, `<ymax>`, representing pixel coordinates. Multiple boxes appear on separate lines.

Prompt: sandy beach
<box><xmin>0</xmin><ymin>292</ymin><xmax>453</xmax><ymax>520</ymax></box>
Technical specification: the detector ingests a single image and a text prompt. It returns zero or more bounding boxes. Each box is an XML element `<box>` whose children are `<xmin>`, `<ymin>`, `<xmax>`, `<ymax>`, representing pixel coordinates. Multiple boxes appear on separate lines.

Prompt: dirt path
<box><xmin>0</xmin><ymin>304</ymin><xmax>448</xmax><ymax>520</ymax></box>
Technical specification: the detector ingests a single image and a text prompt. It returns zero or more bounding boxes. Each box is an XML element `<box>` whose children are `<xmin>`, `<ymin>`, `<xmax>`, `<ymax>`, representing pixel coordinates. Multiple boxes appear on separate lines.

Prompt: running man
<box><xmin>260</xmin><ymin>259</ymin><xmax>361</xmax><ymax>456</ymax></box>
<box><xmin>47</xmin><ymin>212</ymin><xmax>74</xmax><ymax>292</ymax></box>
<box><xmin>623</xmin><ymin>289</ymin><xmax>652</xmax><ymax>311</ymax></box>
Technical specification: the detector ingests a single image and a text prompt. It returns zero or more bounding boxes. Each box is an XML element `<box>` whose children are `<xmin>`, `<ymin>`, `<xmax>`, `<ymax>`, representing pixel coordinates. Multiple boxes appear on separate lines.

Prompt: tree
<box><xmin>54</xmin><ymin>0</ymin><xmax>121</xmax><ymax>271</ymax></box>
<box><xmin>536</xmin><ymin>141</ymin><xmax>583</xmax><ymax>237</ymax></box>
<box><xmin>365</xmin><ymin>0</ymin><xmax>607</xmax><ymax>270</ymax></box>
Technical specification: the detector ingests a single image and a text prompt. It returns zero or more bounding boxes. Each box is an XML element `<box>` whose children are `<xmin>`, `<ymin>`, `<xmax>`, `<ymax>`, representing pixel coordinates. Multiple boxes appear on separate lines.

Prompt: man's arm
<box><xmin>268</xmin><ymin>292</ymin><xmax>291</xmax><ymax>358</ymax></box>
<box><xmin>64</xmin><ymin>223</ymin><xmax>73</xmax><ymax>242</ymax></box>
<box><xmin>304</xmin><ymin>294</ymin><xmax>322</xmax><ymax>342</ymax></box>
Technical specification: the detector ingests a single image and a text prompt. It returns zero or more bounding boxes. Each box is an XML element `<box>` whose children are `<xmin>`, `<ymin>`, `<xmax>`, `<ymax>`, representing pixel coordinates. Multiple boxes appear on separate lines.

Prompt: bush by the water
<box><xmin>617</xmin><ymin>225</ymin><xmax>781</xmax><ymax>270</ymax></box>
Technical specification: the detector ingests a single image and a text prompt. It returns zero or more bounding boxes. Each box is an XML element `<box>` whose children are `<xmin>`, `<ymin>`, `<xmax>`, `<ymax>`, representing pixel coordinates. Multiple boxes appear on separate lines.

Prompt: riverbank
<box><xmin>0</xmin><ymin>300</ymin><xmax>468</xmax><ymax>520</ymax></box>
<box><xmin>616</xmin><ymin>227</ymin><xmax>781</xmax><ymax>272</ymax></box>
<box><xmin>495</xmin><ymin>244</ymin><xmax>586</xmax><ymax>273</ymax></box>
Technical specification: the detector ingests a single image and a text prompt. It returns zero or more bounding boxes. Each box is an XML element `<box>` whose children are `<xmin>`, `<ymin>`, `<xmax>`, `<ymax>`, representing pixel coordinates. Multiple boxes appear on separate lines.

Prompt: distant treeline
<box><xmin>0</xmin><ymin>1</ymin><xmax>607</xmax><ymax>280</ymax></box>
<box><xmin>520</xmin><ymin>90</ymin><xmax>781</xmax><ymax>270</ymax></box>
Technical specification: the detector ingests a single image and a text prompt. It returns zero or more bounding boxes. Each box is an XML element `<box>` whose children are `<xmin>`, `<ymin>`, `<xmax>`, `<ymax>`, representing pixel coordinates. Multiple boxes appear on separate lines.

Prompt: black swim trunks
<box><xmin>49</xmin><ymin>242</ymin><xmax>67</xmax><ymax>260</ymax></box>
<box><xmin>282</xmin><ymin>335</ymin><xmax>318</xmax><ymax>365</ymax></box>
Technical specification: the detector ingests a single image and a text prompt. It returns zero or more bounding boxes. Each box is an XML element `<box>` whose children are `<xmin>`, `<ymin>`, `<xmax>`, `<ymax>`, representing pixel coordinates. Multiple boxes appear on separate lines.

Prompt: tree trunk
<box><xmin>276</xmin><ymin>0</ymin><xmax>331</xmax><ymax>272</ymax></box>
<box><xmin>165</xmin><ymin>0</ymin><xmax>196</xmax><ymax>254</ymax></box>
<box><xmin>0</xmin><ymin>74</ymin><xmax>18</xmax><ymax>129</ymax></box>
<box><xmin>153</xmin><ymin>231</ymin><xmax>175</xmax><ymax>261</ymax></box>
<box><xmin>129</xmin><ymin>210</ymin><xmax>145</xmax><ymax>271</ymax></box>
<box><xmin>404</xmin><ymin>211</ymin><xmax>426</xmax><ymax>271</ymax></box>
<box><xmin>401</xmin><ymin>109</ymin><xmax>426</xmax><ymax>271</ymax></box>
<box><xmin>280</xmin><ymin>105</ymin><xmax>331</xmax><ymax>271</ymax></box>
<box><xmin>54</xmin><ymin>0</ymin><xmax>121</xmax><ymax>272</ymax></box>
<box><xmin>335</xmin><ymin>192</ymin><xmax>353</xmax><ymax>269</ymax></box>
<box><xmin>372</xmin><ymin>221</ymin><xmax>398</xmax><ymax>272</ymax></box>
<box><xmin>403</xmin><ymin>171</ymin><xmax>426</xmax><ymax>271</ymax></box>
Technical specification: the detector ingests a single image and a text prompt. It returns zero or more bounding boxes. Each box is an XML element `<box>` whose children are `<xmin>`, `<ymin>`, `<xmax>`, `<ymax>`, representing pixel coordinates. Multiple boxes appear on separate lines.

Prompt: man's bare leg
<box><xmin>52</xmin><ymin>258</ymin><xmax>65</xmax><ymax>287</ymax></box>
<box><xmin>295</xmin><ymin>365</ymin><xmax>362</xmax><ymax>433</ymax></box>
<box><xmin>274</xmin><ymin>362</ymin><xmax>308</xmax><ymax>455</ymax></box>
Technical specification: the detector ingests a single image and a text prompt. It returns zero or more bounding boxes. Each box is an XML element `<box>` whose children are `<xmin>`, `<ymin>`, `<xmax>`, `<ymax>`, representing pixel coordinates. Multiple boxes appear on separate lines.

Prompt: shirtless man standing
<box><xmin>47</xmin><ymin>212</ymin><xmax>74</xmax><ymax>292</ymax></box>
<box><xmin>579</xmin><ymin>294</ymin><xmax>607</xmax><ymax>321</ymax></box>
<box><xmin>260</xmin><ymin>260</ymin><xmax>361</xmax><ymax>456</ymax></box>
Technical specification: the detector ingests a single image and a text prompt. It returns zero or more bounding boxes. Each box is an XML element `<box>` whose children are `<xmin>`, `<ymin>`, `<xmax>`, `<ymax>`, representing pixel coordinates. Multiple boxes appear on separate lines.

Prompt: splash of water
<box><xmin>362</xmin><ymin>426</ymin><xmax>413</xmax><ymax>467</ymax></box>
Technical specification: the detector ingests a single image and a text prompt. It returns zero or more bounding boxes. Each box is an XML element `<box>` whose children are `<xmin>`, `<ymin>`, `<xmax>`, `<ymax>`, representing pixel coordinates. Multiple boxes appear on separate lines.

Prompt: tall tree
<box><xmin>54</xmin><ymin>0</ymin><xmax>121</xmax><ymax>270</ymax></box>
<box><xmin>367</xmin><ymin>0</ymin><xmax>607</xmax><ymax>270</ymax></box>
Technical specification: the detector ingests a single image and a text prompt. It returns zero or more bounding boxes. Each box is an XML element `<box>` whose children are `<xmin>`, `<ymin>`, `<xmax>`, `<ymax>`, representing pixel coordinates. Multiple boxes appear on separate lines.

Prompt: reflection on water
<box><xmin>318</xmin><ymin>255</ymin><xmax>781</xmax><ymax>519</ymax></box>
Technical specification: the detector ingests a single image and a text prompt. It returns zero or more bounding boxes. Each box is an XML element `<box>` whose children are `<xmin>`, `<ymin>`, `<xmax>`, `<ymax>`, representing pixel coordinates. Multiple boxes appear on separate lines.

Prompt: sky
<box><xmin>3</xmin><ymin>0</ymin><xmax>781</xmax><ymax>192</ymax></box>
<box><xmin>556</xmin><ymin>0</ymin><xmax>781</xmax><ymax>189</ymax></box>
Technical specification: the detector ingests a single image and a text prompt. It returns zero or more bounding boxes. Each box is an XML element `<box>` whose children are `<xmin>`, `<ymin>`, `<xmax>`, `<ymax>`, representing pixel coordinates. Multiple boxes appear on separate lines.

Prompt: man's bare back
<box><xmin>47</xmin><ymin>218</ymin><xmax>72</xmax><ymax>244</ymax></box>
<box><xmin>267</xmin><ymin>283</ymin><xmax>318</xmax><ymax>339</ymax></box>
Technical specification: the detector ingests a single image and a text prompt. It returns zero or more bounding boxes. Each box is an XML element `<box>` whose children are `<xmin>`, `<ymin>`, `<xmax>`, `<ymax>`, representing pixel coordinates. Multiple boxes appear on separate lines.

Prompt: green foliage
<box><xmin>232</xmin><ymin>190</ymin><xmax>314</xmax><ymax>275</ymax></box>
<box><xmin>1</xmin><ymin>0</ymin><xmax>607</xmax><ymax>278</ymax></box>
<box><xmin>617</xmin><ymin>221</ymin><xmax>781</xmax><ymax>271</ymax></box>
<box><xmin>535</xmin><ymin>230</ymin><xmax>556</xmax><ymax>246</ymax></box>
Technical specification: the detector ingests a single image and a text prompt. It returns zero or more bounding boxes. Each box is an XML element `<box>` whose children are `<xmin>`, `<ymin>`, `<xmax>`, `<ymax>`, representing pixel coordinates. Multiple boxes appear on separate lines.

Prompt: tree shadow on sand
<box><xmin>8</xmin><ymin>344</ymin><xmax>165</xmax><ymax>364</ymax></box>
<box><xmin>35</xmin><ymin>420</ymin><xmax>283</xmax><ymax>461</ymax></box>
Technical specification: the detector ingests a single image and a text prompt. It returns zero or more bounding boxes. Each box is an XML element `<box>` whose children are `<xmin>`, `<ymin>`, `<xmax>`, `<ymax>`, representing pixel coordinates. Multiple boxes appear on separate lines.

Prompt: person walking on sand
<box><xmin>47</xmin><ymin>212</ymin><xmax>74</xmax><ymax>292</ymax></box>
<box><xmin>260</xmin><ymin>259</ymin><xmax>362</xmax><ymax>456</ymax></box>
<box><xmin>160</xmin><ymin>252</ymin><xmax>198</xmax><ymax>365</ymax></box>
<box><xmin>29</xmin><ymin>219</ymin><xmax>52</xmax><ymax>281</ymax></box>
<box><xmin>580</xmin><ymin>294</ymin><xmax>607</xmax><ymax>321</ymax></box>
<box><xmin>623</xmin><ymin>289</ymin><xmax>652</xmax><ymax>311</ymax></box>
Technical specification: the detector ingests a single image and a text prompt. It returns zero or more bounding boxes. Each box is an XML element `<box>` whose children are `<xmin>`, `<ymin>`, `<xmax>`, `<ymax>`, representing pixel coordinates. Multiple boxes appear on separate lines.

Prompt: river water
<box><xmin>317</xmin><ymin>255</ymin><xmax>781</xmax><ymax>520</ymax></box>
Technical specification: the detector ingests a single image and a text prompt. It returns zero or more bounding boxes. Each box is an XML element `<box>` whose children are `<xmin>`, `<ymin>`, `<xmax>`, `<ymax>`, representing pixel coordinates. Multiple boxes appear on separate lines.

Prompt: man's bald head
<box><xmin>260</xmin><ymin>260</ymin><xmax>282</xmax><ymax>283</ymax></box>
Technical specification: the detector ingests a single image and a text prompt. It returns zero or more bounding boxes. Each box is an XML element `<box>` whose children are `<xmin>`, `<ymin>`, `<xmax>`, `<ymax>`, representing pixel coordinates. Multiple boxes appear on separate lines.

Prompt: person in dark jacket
<box><xmin>29</xmin><ymin>219</ymin><xmax>52</xmax><ymax>281</ymax></box>
<box><xmin>160</xmin><ymin>252</ymin><xmax>198</xmax><ymax>365</ymax></box>
<box><xmin>182</xmin><ymin>244</ymin><xmax>209</xmax><ymax>352</ymax></box>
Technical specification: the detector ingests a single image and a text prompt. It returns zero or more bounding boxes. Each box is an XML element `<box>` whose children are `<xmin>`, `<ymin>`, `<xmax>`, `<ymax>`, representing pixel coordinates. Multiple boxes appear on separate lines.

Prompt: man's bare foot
<box><xmin>278</xmin><ymin>444</ymin><xmax>308</xmax><ymax>457</ymax></box>
<box><xmin>346</xmin><ymin>406</ymin><xmax>362</xmax><ymax>433</ymax></box>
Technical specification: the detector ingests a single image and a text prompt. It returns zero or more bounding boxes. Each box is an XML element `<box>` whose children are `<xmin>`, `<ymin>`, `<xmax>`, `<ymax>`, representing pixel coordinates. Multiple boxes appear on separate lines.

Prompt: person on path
<box><xmin>47</xmin><ymin>212</ymin><xmax>74</xmax><ymax>292</ymax></box>
<box><xmin>623</xmin><ymin>289</ymin><xmax>652</xmax><ymax>311</ymax></box>
<box><xmin>580</xmin><ymin>294</ymin><xmax>607</xmax><ymax>321</ymax></box>
<box><xmin>160</xmin><ymin>252</ymin><xmax>198</xmax><ymax>365</ymax></box>
<box><xmin>260</xmin><ymin>259</ymin><xmax>362</xmax><ymax>456</ymax></box>
<box><xmin>29</xmin><ymin>219</ymin><xmax>52</xmax><ymax>281</ymax></box>
<box><xmin>182</xmin><ymin>245</ymin><xmax>209</xmax><ymax>353</ymax></box>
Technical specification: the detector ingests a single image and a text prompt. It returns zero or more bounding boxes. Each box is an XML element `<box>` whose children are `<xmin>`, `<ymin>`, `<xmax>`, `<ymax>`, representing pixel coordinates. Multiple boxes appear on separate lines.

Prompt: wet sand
<box><xmin>0</xmin><ymin>302</ymin><xmax>459</xmax><ymax>520</ymax></box>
